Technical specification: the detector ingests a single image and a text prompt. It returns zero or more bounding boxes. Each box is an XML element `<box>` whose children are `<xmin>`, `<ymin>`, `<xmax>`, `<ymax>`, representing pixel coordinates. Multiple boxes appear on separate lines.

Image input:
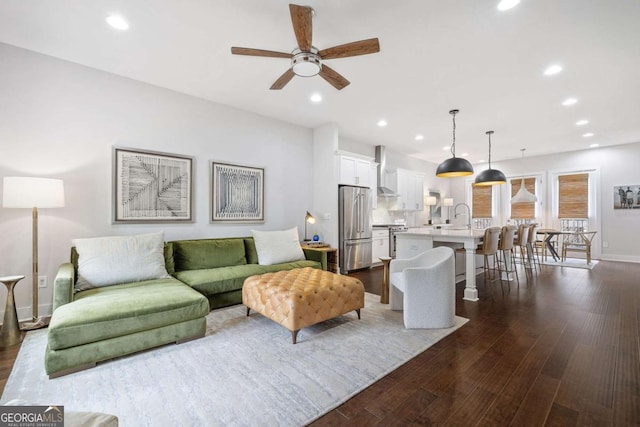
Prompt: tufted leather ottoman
<box><xmin>242</xmin><ymin>267</ymin><xmax>365</xmax><ymax>344</ymax></box>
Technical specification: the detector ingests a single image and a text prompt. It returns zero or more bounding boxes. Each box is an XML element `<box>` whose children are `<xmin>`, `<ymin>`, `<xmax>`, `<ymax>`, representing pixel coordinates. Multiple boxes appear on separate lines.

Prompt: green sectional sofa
<box><xmin>46</xmin><ymin>236</ymin><xmax>327</xmax><ymax>377</ymax></box>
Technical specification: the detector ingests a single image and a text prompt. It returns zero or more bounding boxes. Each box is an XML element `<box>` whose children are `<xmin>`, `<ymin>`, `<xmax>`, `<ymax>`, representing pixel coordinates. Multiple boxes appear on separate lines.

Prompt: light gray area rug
<box><xmin>1</xmin><ymin>293</ymin><xmax>467</xmax><ymax>427</ymax></box>
<box><xmin>542</xmin><ymin>258</ymin><xmax>599</xmax><ymax>269</ymax></box>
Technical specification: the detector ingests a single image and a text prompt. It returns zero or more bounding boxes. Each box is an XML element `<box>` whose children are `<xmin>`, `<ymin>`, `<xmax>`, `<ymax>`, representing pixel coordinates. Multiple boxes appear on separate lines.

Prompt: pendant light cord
<box><xmin>488</xmin><ymin>132</ymin><xmax>492</xmax><ymax>168</ymax></box>
<box><xmin>450</xmin><ymin>111</ymin><xmax>457</xmax><ymax>158</ymax></box>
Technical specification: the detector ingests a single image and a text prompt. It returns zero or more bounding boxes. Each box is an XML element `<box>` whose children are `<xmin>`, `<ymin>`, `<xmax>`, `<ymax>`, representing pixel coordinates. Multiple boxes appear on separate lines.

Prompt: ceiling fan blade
<box><xmin>319</xmin><ymin>65</ymin><xmax>350</xmax><ymax>90</ymax></box>
<box><xmin>231</xmin><ymin>47</ymin><xmax>292</xmax><ymax>59</ymax></box>
<box><xmin>319</xmin><ymin>38</ymin><xmax>380</xmax><ymax>59</ymax></box>
<box><xmin>289</xmin><ymin>4</ymin><xmax>313</xmax><ymax>51</ymax></box>
<box><xmin>270</xmin><ymin>68</ymin><xmax>296</xmax><ymax>90</ymax></box>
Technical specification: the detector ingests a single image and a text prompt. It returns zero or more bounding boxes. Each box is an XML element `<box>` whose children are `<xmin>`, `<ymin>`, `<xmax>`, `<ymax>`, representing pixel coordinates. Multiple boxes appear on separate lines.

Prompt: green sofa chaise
<box><xmin>46</xmin><ymin>236</ymin><xmax>327</xmax><ymax>377</ymax></box>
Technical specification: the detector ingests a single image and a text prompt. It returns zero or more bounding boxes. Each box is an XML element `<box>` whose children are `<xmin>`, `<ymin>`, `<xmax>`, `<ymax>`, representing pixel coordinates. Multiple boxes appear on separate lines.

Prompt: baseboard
<box><xmin>598</xmin><ymin>255</ymin><xmax>640</xmax><ymax>263</ymax></box>
<box><xmin>0</xmin><ymin>303</ymin><xmax>52</xmax><ymax>326</ymax></box>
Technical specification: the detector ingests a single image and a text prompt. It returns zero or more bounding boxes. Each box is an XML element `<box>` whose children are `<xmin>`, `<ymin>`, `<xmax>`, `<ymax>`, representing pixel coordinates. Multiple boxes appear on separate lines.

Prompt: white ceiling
<box><xmin>1</xmin><ymin>0</ymin><xmax>639</xmax><ymax>164</ymax></box>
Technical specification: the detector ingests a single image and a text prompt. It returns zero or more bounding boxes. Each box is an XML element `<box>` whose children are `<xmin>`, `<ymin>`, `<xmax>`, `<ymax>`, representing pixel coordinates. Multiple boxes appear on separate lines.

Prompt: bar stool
<box><xmin>498</xmin><ymin>225</ymin><xmax>520</xmax><ymax>290</ymax></box>
<box><xmin>516</xmin><ymin>224</ymin><xmax>533</xmax><ymax>275</ymax></box>
<box><xmin>527</xmin><ymin>223</ymin><xmax>542</xmax><ymax>273</ymax></box>
<box><xmin>475</xmin><ymin>227</ymin><xmax>503</xmax><ymax>297</ymax></box>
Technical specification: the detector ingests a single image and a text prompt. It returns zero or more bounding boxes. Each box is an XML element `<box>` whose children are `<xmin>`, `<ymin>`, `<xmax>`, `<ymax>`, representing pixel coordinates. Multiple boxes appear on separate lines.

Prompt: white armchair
<box><xmin>389</xmin><ymin>246</ymin><xmax>456</xmax><ymax>329</ymax></box>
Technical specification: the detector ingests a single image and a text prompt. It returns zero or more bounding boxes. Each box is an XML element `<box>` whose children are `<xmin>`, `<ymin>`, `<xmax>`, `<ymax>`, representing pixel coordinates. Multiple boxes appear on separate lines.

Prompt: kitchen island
<box><xmin>395</xmin><ymin>228</ymin><xmax>485</xmax><ymax>302</ymax></box>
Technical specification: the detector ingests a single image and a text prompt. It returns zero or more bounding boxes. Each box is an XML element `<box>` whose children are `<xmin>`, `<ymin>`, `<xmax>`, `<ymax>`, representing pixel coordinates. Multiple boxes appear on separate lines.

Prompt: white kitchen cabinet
<box><xmin>339</xmin><ymin>155</ymin><xmax>371</xmax><ymax>188</ymax></box>
<box><xmin>391</xmin><ymin>168</ymin><xmax>425</xmax><ymax>211</ymax></box>
<box><xmin>371</xmin><ymin>229</ymin><xmax>390</xmax><ymax>264</ymax></box>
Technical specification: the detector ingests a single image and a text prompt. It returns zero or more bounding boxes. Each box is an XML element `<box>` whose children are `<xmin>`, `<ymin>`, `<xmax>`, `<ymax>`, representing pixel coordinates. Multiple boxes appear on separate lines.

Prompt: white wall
<box><xmin>450</xmin><ymin>142</ymin><xmax>640</xmax><ymax>262</ymax></box>
<box><xmin>0</xmin><ymin>43</ymin><xmax>315</xmax><ymax>319</ymax></box>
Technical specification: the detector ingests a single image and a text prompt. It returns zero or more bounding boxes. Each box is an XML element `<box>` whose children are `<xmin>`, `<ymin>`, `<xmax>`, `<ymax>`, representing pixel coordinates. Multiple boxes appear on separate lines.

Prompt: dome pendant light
<box><xmin>511</xmin><ymin>148</ymin><xmax>538</xmax><ymax>204</ymax></box>
<box><xmin>436</xmin><ymin>109</ymin><xmax>474</xmax><ymax>177</ymax></box>
<box><xmin>474</xmin><ymin>131</ymin><xmax>506</xmax><ymax>186</ymax></box>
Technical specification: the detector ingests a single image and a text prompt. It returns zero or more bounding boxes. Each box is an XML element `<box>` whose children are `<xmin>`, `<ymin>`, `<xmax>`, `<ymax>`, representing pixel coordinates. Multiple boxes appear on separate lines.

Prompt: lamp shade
<box><xmin>425</xmin><ymin>196</ymin><xmax>437</xmax><ymax>206</ymax></box>
<box><xmin>474</xmin><ymin>130</ymin><xmax>506</xmax><ymax>186</ymax></box>
<box><xmin>443</xmin><ymin>197</ymin><xmax>454</xmax><ymax>207</ymax></box>
<box><xmin>2</xmin><ymin>177</ymin><xmax>65</xmax><ymax>208</ymax></box>
<box><xmin>474</xmin><ymin>168</ymin><xmax>507</xmax><ymax>186</ymax></box>
<box><xmin>436</xmin><ymin>157</ymin><xmax>474</xmax><ymax>177</ymax></box>
<box><xmin>436</xmin><ymin>109</ymin><xmax>474</xmax><ymax>178</ymax></box>
<box><xmin>510</xmin><ymin>178</ymin><xmax>537</xmax><ymax>204</ymax></box>
<box><xmin>305</xmin><ymin>211</ymin><xmax>316</xmax><ymax>224</ymax></box>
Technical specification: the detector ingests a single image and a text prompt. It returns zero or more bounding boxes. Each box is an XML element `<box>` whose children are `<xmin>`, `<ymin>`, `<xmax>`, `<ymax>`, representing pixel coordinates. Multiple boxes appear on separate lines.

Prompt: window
<box><xmin>472</xmin><ymin>185</ymin><xmax>492</xmax><ymax>218</ymax></box>
<box><xmin>510</xmin><ymin>177</ymin><xmax>536</xmax><ymax>219</ymax></box>
<box><xmin>558</xmin><ymin>173</ymin><xmax>588</xmax><ymax>218</ymax></box>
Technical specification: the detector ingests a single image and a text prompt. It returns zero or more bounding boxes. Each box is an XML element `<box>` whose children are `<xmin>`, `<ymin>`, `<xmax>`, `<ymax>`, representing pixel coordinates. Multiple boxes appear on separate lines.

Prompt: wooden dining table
<box><xmin>536</xmin><ymin>229</ymin><xmax>573</xmax><ymax>261</ymax></box>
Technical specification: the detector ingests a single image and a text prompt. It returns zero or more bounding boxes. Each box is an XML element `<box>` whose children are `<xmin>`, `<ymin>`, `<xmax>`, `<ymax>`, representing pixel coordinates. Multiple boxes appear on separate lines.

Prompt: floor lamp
<box><xmin>2</xmin><ymin>177</ymin><xmax>65</xmax><ymax>329</ymax></box>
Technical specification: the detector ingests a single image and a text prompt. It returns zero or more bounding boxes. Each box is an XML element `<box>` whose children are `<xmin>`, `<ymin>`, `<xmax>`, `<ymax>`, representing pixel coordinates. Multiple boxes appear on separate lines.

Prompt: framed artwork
<box><xmin>113</xmin><ymin>147</ymin><xmax>193</xmax><ymax>223</ymax></box>
<box><xmin>211</xmin><ymin>161</ymin><xmax>264</xmax><ymax>222</ymax></box>
<box><xmin>614</xmin><ymin>185</ymin><xmax>640</xmax><ymax>209</ymax></box>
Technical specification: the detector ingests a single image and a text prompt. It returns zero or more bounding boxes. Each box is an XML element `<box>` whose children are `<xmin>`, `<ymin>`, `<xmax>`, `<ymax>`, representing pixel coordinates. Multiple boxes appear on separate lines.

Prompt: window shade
<box><xmin>510</xmin><ymin>177</ymin><xmax>536</xmax><ymax>219</ymax></box>
<box><xmin>558</xmin><ymin>173</ymin><xmax>588</xmax><ymax>218</ymax></box>
<box><xmin>472</xmin><ymin>185</ymin><xmax>492</xmax><ymax>218</ymax></box>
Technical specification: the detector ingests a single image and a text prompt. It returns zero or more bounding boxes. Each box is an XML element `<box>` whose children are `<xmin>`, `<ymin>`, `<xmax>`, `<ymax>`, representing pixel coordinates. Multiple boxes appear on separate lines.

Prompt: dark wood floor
<box><xmin>1</xmin><ymin>261</ymin><xmax>638</xmax><ymax>425</ymax></box>
<box><xmin>312</xmin><ymin>260</ymin><xmax>640</xmax><ymax>426</ymax></box>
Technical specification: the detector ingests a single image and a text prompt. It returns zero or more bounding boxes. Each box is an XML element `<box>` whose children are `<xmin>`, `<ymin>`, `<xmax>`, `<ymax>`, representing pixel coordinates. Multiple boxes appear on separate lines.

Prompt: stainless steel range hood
<box><xmin>375</xmin><ymin>145</ymin><xmax>399</xmax><ymax>197</ymax></box>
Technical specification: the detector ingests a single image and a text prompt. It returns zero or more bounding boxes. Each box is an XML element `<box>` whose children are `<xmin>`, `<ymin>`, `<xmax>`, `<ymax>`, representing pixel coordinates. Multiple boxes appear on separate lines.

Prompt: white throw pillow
<box><xmin>251</xmin><ymin>227</ymin><xmax>305</xmax><ymax>266</ymax></box>
<box><xmin>73</xmin><ymin>231</ymin><xmax>169</xmax><ymax>291</ymax></box>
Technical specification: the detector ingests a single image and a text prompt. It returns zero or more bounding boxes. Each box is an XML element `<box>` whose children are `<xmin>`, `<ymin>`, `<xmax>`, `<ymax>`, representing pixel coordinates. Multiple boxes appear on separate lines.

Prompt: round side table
<box><xmin>0</xmin><ymin>275</ymin><xmax>25</xmax><ymax>348</ymax></box>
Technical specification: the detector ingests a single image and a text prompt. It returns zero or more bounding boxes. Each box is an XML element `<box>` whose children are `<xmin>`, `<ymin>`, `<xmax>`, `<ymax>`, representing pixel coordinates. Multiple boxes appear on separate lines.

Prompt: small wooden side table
<box><xmin>301</xmin><ymin>244</ymin><xmax>339</xmax><ymax>274</ymax></box>
<box><xmin>0</xmin><ymin>275</ymin><xmax>24</xmax><ymax>348</ymax></box>
<box><xmin>379</xmin><ymin>257</ymin><xmax>392</xmax><ymax>304</ymax></box>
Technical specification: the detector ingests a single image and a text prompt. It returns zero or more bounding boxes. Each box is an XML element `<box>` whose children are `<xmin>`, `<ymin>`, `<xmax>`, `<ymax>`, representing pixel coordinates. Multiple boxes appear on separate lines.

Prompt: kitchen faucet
<box><xmin>454</xmin><ymin>203</ymin><xmax>471</xmax><ymax>230</ymax></box>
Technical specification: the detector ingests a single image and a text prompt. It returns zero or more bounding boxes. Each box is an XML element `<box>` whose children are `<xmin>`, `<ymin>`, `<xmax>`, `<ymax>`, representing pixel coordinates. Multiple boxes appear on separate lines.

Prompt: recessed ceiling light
<box><xmin>582</xmin><ymin>132</ymin><xmax>594</xmax><ymax>137</ymax></box>
<box><xmin>589</xmin><ymin>143</ymin><xmax>599</xmax><ymax>148</ymax></box>
<box><xmin>461</xmin><ymin>153</ymin><xmax>469</xmax><ymax>157</ymax></box>
<box><xmin>562</xmin><ymin>97</ymin><xmax>578</xmax><ymax>106</ymax></box>
<box><xmin>106</xmin><ymin>15</ymin><xmax>129</xmax><ymax>30</ymax></box>
<box><xmin>442</xmin><ymin>146</ymin><xmax>450</xmax><ymax>151</ymax></box>
<box><xmin>544</xmin><ymin>64</ymin><xmax>563</xmax><ymax>76</ymax></box>
<box><xmin>576</xmin><ymin>119</ymin><xmax>589</xmax><ymax>126</ymax></box>
<box><xmin>309</xmin><ymin>93</ymin><xmax>322</xmax><ymax>103</ymax></box>
<box><xmin>415</xmin><ymin>134</ymin><xmax>424</xmax><ymax>141</ymax></box>
<box><xmin>497</xmin><ymin>0</ymin><xmax>521</xmax><ymax>11</ymax></box>
<box><xmin>478</xmin><ymin>159</ymin><xmax>486</xmax><ymax>163</ymax></box>
<box><xmin>377</xmin><ymin>119</ymin><xmax>387</xmax><ymax>127</ymax></box>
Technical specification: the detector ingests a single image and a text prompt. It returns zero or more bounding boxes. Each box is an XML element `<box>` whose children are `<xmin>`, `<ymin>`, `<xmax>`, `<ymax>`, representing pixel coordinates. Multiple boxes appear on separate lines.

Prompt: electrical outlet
<box><xmin>602</xmin><ymin>241</ymin><xmax>609</xmax><ymax>248</ymax></box>
<box><xmin>38</xmin><ymin>275</ymin><xmax>47</xmax><ymax>288</ymax></box>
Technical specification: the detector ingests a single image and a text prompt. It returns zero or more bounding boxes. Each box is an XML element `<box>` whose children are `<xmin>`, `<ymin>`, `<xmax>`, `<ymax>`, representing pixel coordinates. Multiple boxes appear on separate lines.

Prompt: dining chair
<box><xmin>498</xmin><ymin>225</ymin><xmax>519</xmax><ymax>290</ymax></box>
<box><xmin>562</xmin><ymin>231</ymin><xmax>597</xmax><ymax>264</ymax></box>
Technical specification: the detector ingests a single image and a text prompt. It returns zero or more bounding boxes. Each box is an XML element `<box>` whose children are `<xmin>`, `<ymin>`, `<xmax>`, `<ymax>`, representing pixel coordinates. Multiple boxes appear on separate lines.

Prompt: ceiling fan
<box><xmin>231</xmin><ymin>4</ymin><xmax>380</xmax><ymax>90</ymax></box>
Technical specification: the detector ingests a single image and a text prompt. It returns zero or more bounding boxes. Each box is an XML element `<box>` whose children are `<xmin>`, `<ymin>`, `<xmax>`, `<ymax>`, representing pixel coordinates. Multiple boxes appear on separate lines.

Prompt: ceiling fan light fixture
<box><xmin>436</xmin><ymin>109</ymin><xmax>474</xmax><ymax>178</ymax></box>
<box><xmin>291</xmin><ymin>48</ymin><xmax>321</xmax><ymax>77</ymax></box>
<box><xmin>474</xmin><ymin>130</ymin><xmax>506</xmax><ymax>186</ymax></box>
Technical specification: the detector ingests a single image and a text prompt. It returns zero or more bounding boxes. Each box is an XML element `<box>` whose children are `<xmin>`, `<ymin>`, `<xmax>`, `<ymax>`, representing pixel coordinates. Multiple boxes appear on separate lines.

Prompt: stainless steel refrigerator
<box><xmin>339</xmin><ymin>186</ymin><xmax>373</xmax><ymax>273</ymax></box>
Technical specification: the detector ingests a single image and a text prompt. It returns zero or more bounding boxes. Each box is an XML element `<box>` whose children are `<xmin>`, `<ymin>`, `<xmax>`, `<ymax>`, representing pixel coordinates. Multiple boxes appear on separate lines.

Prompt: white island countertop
<box><xmin>395</xmin><ymin>228</ymin><xmax>485</xmax><ymax>301</ymax></box>
<box><xmin>402</xmin><ymin>228</ymin><xmax>485</xmax><ymax>239</ymax></box>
